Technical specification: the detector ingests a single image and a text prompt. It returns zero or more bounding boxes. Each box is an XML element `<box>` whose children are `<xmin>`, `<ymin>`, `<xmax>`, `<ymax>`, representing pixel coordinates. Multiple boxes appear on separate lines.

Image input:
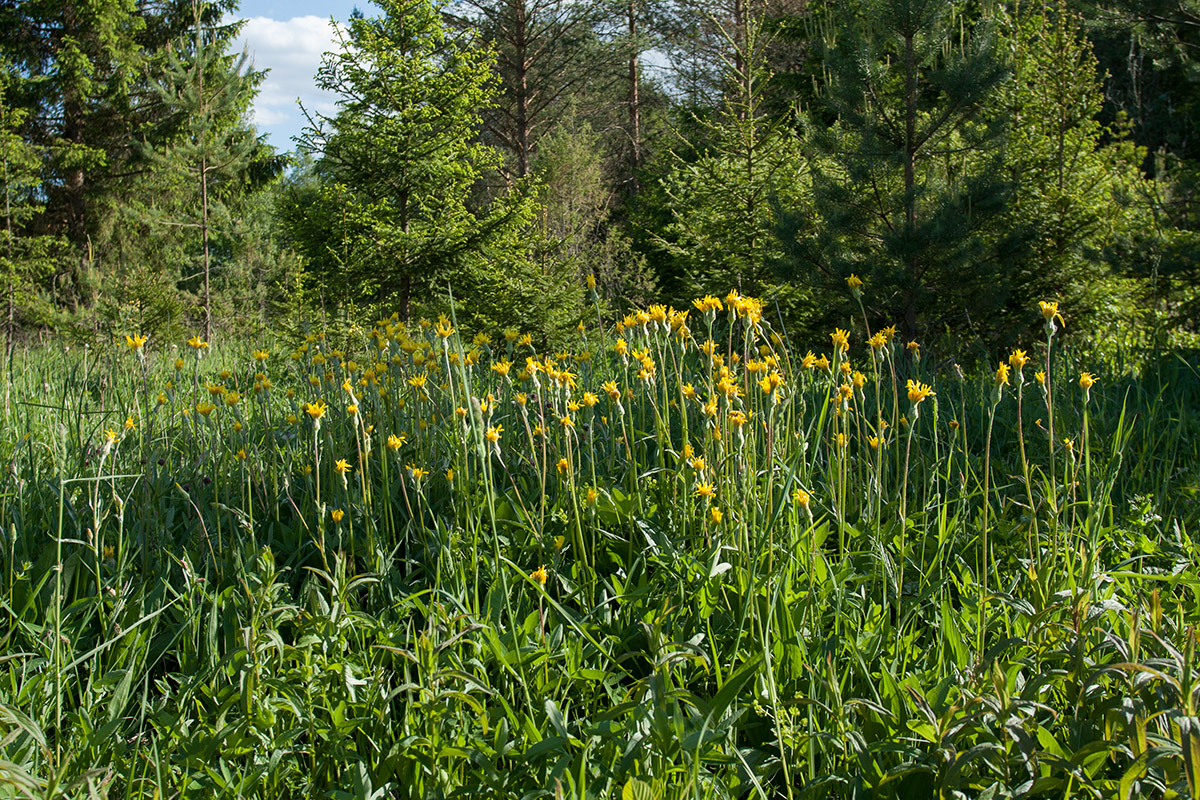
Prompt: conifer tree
<box><xmin>655</xmin><ymin>12</ymin><xmax>809</xmax><ymax>306</ymax></box>
<box><xmin>0</xmin><ymin>62</ymin><xmax>59</xmax><ymax>362</ymax></box>
<box><xmin>143</xmin><ymin>1</ymin><xmax>262</xmax><ymax>341</ymax></box>
<box><xmin>300</xmin><ymin>0</ymin><xmax>540</xmax><ymax>324</ymax></box>
<box><xmin>780</xmin><ymin>0</ymin><xmax>1015</xmax><ymax>339</ymax></box>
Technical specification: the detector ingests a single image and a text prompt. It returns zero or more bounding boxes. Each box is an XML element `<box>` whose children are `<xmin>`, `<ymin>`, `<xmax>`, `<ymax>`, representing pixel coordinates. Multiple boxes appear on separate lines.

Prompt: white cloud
<box><xmin>233</xmin><ymin>15</ymin><xmax>344</xmax><ymax>148</ymax></box>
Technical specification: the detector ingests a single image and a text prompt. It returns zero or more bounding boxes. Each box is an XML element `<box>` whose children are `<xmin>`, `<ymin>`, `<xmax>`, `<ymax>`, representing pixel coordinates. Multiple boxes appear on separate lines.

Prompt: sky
<box><xmin>232</xmin><ymin>0</ymin><xmax>375</xmax><ymax>150</ymax></box>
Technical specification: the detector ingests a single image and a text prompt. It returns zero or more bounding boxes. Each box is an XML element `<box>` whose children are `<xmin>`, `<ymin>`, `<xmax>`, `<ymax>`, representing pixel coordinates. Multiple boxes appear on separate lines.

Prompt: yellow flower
<box><xmin>186</xmin><ymin>335</ymin><xmax>208</xmax><ymax>350</ymax></box>
<box><xmin>104</xmin><ymin>428</ymin><xmax>120</xmax><ymax>444</ymax></box>
<box><xmin>491</xmin><ymin>359</ymin><xmax>512</xmax><ymax>377</ymax></box>
<box><xmin>435</xmin><ymin>316</ymin><xmax>454</xmax><ymax>338</ymax></box>
<box><xmin>124</xmin><ymin>416</ymin><xmax>136</xmax><ymax>430</ymax></box>
<box><xmin>868</xmin><ymin>435</ymin><xmax>881</xmax><ymax>450</ymax></box>
<box><xmin>335</xmin><ymin>459</ymin><xmax>351</xmax><ymax>475</ymax></box>
<box><xmin>867</xmin><ymin>332</ymin><xmax>887</xmax><ymax>351</ymax></box>
<box><xmin>445</xmin><ymin>468</ymin><xmax>454</xmax><ymax>482</ymax></box>
<box><xmin>174</xmin><ymin>357</ymin><xmax>185</xmax><ymax>370</ymax></box>
<box><xmin>304</xmin><ymin>400</ymin><xmax>328</xmax><ymax>420</ymax></box>
<box><xmin>196</xmin><ymin>402</ymin><xmax>215</xmax><ymax>418</ymax></box>
<box><xmin>585</xmin><ymin>487</ymin><xmax>598</xmax><ymax>505</ymax></box>
<box><xmin>792</xmin><ymin>488</ymin><xmax>810</xmax><ymax>507</ymax></box>
<box><xmin>1008</xmin><ymin>349</ymin><xmax>1028</xmax><ymax>370</ymax></box>
<box><xmin>503</xmin><ymin>327</ymin><xmax>520</xmax><ymax>342</ymax></box>
<box><xmin>331</xmin><ymin>509</ymin><xmax>345</xmax><ymax>522</ymax></box>
<box><xmin>156</xmin><ymin>392</ymin><xmax>167</xmax><ymax>406</ymax></box>
<box><xmin>582</xmin><ymin>391</ymin><xmax>598</xmax><ymax>407</ymax></box>
<box><xmin>602</xmin><ymin>381</ymin><xmax>621</xmax><ymax>401</ymax></box>
<box><xmin>485</xmin><ymin>424</ymin><xmax>503</xmax><ymax>443</ymax></box>
<box><xmin>225</xmin><ymin>391</ymin><xmax>240</xmax><ymax>406</ymax></box>
<box><xmin>995</xmin><ymin>361</ymin><xmax>1010</xmax><ymax>385</ymax></box>
<box><xmin>692</xmin><ymin>295</ymin><xmax>723</xmax><ymax>313</ymax></box>
<box><xmin>253</xmin><ymin>349</ymin><xmax>269</xmax><ymax>361</ymax></box>
<box><xmin>232</xmin><ymin>421</ymin><xmax>242</xmax><ymax>432</ymax></box>
<box><xmin>560</xmin><ymin>415</ymin><xmax>574</xmax><ymax>430</ymax></box>
<box><xmin>693</xmin><ymin>482</ymin><xmax>716</xmax><ymax>500</ymax></box>
<box><xmin>1035</xmin><ymin>370</ymin><xmax>1047</xmax><ymax>387</ymax></box>
<box><xmin>347</xmin><ymin>404</ymin><xmax>358</xmax><ymax>415</ymax></box>
<box><xmin>835</xmin><ymin>432</ymin><xmax>848</xmax><ymax>447</ymax></box>
<box><xmin>408</xmin><ymin>371</ymin><xmax>428</xmax><ymax>390</ymax></box>
<box><xmin>1039</xmin><ymin>301</ymin><xmax>1059</xmax><ymax>320</ymax></box>
<box><xmin>236</xmin><ymin>448</ymin><xmax>247</xmax><ymax>460</ymax></box>
<box><xmin>905</xmin><ymin>379</ymin><xmax>935</xmax><ymax>404</ymax></box>
<box><xmin>709</xmin><ymin>507</ymin><xmax>723</xmax><ymax>524</ymax></box>
<box><xmin>846</xmin><ymin>273</ymin><xmax>864</xmax><ymax>291</ymax></box>
<box><xmin>125</xmin><ymin>333</ymin><xmax>147</xmax><ymax>350</ymax></box>
<box><xmin>531</xmin><ymin>565</ymin><xmax>549</xmax><ymax>586</ymax></box>
<box><xmin>407</xmin><ymin>464</ymin><xmax>429</xmax><ymax>481</ymax></box>
<box><xmin>556</xmin><ymin>457</ymin><xmax>569</xmax><ymax>475</ymax></box>
<box><xmin>830</xmin><ymin>328</ymin><xmax>850</xmax><ymax>352</ymax></box>
<box><xmin>387</xmin><ymin>433</ymin><xmax>406</xmax><ymax>450</ymax></box>
<box><xmin>586</xmin><ymin>273</ymin><xmax>597</xmax><ymax>289</ymax></box>
<box><xmin>1079</xmin><ymin>372</ymin><xmax>1096</xmax><ymax>390</ymax></box>
<box><xmin>103</xmin><ymin>545</ymin><xmax>115</xmax><ymax>560</ymax></box>
<box><xmin>728</xmin><ymin>410</ymin><xmax>748</xmax><ymax>429</ymax></box>
<box><xmin>518</xmin><ymin>333</ymin><xmax>533</xmax><ymax>347</ymax></box>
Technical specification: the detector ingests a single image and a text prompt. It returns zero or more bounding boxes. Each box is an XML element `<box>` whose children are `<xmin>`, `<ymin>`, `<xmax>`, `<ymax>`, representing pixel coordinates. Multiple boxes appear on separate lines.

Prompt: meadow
<box><xmin>1</xmin><ymin>288</ymin><xmax>1199</xmax><ymax>799</ymax></box>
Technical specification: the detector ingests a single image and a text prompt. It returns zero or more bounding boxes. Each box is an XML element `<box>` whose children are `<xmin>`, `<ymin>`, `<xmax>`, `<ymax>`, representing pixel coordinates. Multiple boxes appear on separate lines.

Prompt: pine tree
<box><xmin>781</xmin><ymin>0</ymin><xmax>1015</xmax><ymax>339</ymax></box>
<box><xmin>142</xmin><ymin>1</ymin><xmax>262</xmax><ymax>341</ymax></box>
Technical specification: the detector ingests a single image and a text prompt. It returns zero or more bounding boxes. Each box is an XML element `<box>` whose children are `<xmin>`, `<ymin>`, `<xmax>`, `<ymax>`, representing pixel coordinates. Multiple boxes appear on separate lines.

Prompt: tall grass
<box><xmin>1</xmin><ymin>291</ymin><xmax>1198</xmax><ymax>799</ymax></box>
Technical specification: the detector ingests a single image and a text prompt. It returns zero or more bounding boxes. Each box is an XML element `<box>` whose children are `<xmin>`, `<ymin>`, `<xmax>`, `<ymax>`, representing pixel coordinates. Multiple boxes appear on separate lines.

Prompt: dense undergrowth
<box><xmin>1</xmin><ymin>291</ymin><xmax>1199</xmax><ymax>799</ymax></box>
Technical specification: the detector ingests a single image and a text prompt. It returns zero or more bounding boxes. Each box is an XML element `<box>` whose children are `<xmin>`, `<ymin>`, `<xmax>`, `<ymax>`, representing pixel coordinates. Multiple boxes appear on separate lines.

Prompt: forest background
<box><xmin>2</xmin><ymin>0</ymin><xmax>1198</xmax><ymax>359</ymax></box>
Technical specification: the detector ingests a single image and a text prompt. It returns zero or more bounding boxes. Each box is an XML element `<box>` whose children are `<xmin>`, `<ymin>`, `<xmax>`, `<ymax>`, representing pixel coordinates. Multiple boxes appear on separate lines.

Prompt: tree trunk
<box><xmin>627</xmin><ymin>0</ymin><xmax>642</xmax><ymax>192</ymax></box>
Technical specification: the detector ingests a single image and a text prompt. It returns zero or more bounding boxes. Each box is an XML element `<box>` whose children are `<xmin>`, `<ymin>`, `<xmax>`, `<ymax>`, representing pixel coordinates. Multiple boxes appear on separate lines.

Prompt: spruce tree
<box><xmin>299</xmin><ymin>0</ymin><xmax>541</xmax><ymax>324</ymax></box>
<box><xmin>142</xmin><ymin>1</ymin><xmax>262</xmax><ymax>341</ymax></box>
<box><xmin>655</xmin><ymin>12</ymin><xmax>810</xmax><ymax>307</ymax></box>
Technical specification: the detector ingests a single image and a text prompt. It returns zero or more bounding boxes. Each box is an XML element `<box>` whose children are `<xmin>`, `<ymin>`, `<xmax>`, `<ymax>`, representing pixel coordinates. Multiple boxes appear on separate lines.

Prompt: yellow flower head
<box><xmin>125</xmin><ymin>333</ymin><xmax>147</xmax><ymax>350</ymax></box>
<box><xmin>1039</xmin><ymin>301</ymin><xmax>1059</xmax><ymax>320</ymax></box>
<box><xmin>196</xmin><ymin>402</ymin><xmax>215</xmax><ymax>418</ymax></box>
<box><xmin>556</xmin><ymin>457</ymin><xmax>569</xmax><ymax>475</ymax></box>
<box><xmin>334</xmin><ymin>459</ymin><xmax>351</xmax><ymax>475</ymax></box>
<box><xmin>846</xmin><ymin>273</ymin><xmax>864</xmax><ymax>291</ymax></box>
<box><xmin>995</xmin><ymin>361</ymin><xmax>1010</xmax><ymax>385</ymax></box>
<box><xmin>124</xmin><ymin>416</ymin><xmax>136</xmax><ymax>430</ymax></box>
<box><xmin>1079</xmin><ymin>371</ymin><xmax>1096</xmax><ymax>391</ymax></box>
<box><xmin>531</xmin><ymin>565</ymin><xmax>549</xmax><ymax>586</ymax></box>
<box><xmin>867</xmin><ymin>332</ymin><xmax>887</xmax><ymax>351</ymax></box>
<box><xmin>693</xmin><ymin>482</ymin><xmax>716</xmax><ymax>500</ymax></box>
<box><xmin>830</xmin><ymin>328</ymin><xmax>850</xmax><ymax>352</ymax></box>
<box><xmin>905</xmin><ymin>379</ymin><xmax>935</xmax><ymax>404</ymax></box>
<box><xmin>491</xmin><ymin>359</ymin><xmax>512</xmax><ymax>377</ymax></box>
<box><xmin>586</xmin><ymin>273</ymin><xmax>597</xmax><ymax>289</ymax></box>
<box><xmin>435</xmin><ymin>316</ymin><xmax>454</xmax><ymax>339</ymax></box>
<box><xmin>186</xmin><ymin>336</ymin><xmax>208</xmax><ymax>350</ymax></box>
<box><xmin>331</xmin><ymin>509</ymin><xmax>344</xmax><ymax>522</ymax></box>
<box><xmin>485</xmin><ymin>424</ymin><xmax>503</xmax><ymax>443</ymax></box>
<box><xmin>1008</xmin><ymin>349</ymin><xmax>1028</xmax><ymax>370</ymax></box>
<box><xmin>709</xmin><ymin>506</ymin><xmax>723</xmax><ymax>524</ymax></box>
<box><xmin>387</xmin><ymin>433</ymin><xmax>406</xmax><ymax>450</ymax></box>
<box><xmin>693</xmin><ymin>295</ymin><xmax>723</xmax><ymax>313</ymax></box>
<box><xmin>1035</xmin><ymin>370</ymin><xmax>1047</xmax><ymax>387</ymax></box>
<box><xmin>407</xmin><ymin>464</ymin><xmax>429</xmax><ymax>481</ymax></box>
<box><xmin>792</xmin><ymin>488</ymin><xmax>810</xmax><ymax>507</ymax></box>
<box><xmin>868</xmin><ymin>435</ymin><xmax>881</xmax><ymax>450</ymax></box>
<box><xmin>304</xmin><ymin>400</ymin><xmax>328</xmax><ymax>420</ymax></box>
<box><xmin>253</xmin><ymin>349</ymin><xmax>269</xmax><ymax>361</ymax></box>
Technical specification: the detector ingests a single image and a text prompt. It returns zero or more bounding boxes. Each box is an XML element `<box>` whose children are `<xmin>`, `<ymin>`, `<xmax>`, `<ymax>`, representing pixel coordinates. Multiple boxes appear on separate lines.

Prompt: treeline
<box><xmin>2</xmin><ymin>0</ymin><xmax>1198</xmax><ymax>354</ymax></box>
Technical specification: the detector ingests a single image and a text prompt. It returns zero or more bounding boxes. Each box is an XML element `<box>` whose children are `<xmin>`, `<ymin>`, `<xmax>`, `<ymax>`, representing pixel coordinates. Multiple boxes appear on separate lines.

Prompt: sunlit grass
<box><xmin>1</xmin><ymin>287</ymin><xmax>1198</xmax><ymax>798</ymax></box>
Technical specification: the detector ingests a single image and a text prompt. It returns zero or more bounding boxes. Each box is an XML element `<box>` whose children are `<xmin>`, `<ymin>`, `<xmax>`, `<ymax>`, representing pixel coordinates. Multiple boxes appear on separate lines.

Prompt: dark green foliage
<box><xmin>777</xmin><ymin>0</ymin><xmax>1017</xmax><ymax>342</ymax></box>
